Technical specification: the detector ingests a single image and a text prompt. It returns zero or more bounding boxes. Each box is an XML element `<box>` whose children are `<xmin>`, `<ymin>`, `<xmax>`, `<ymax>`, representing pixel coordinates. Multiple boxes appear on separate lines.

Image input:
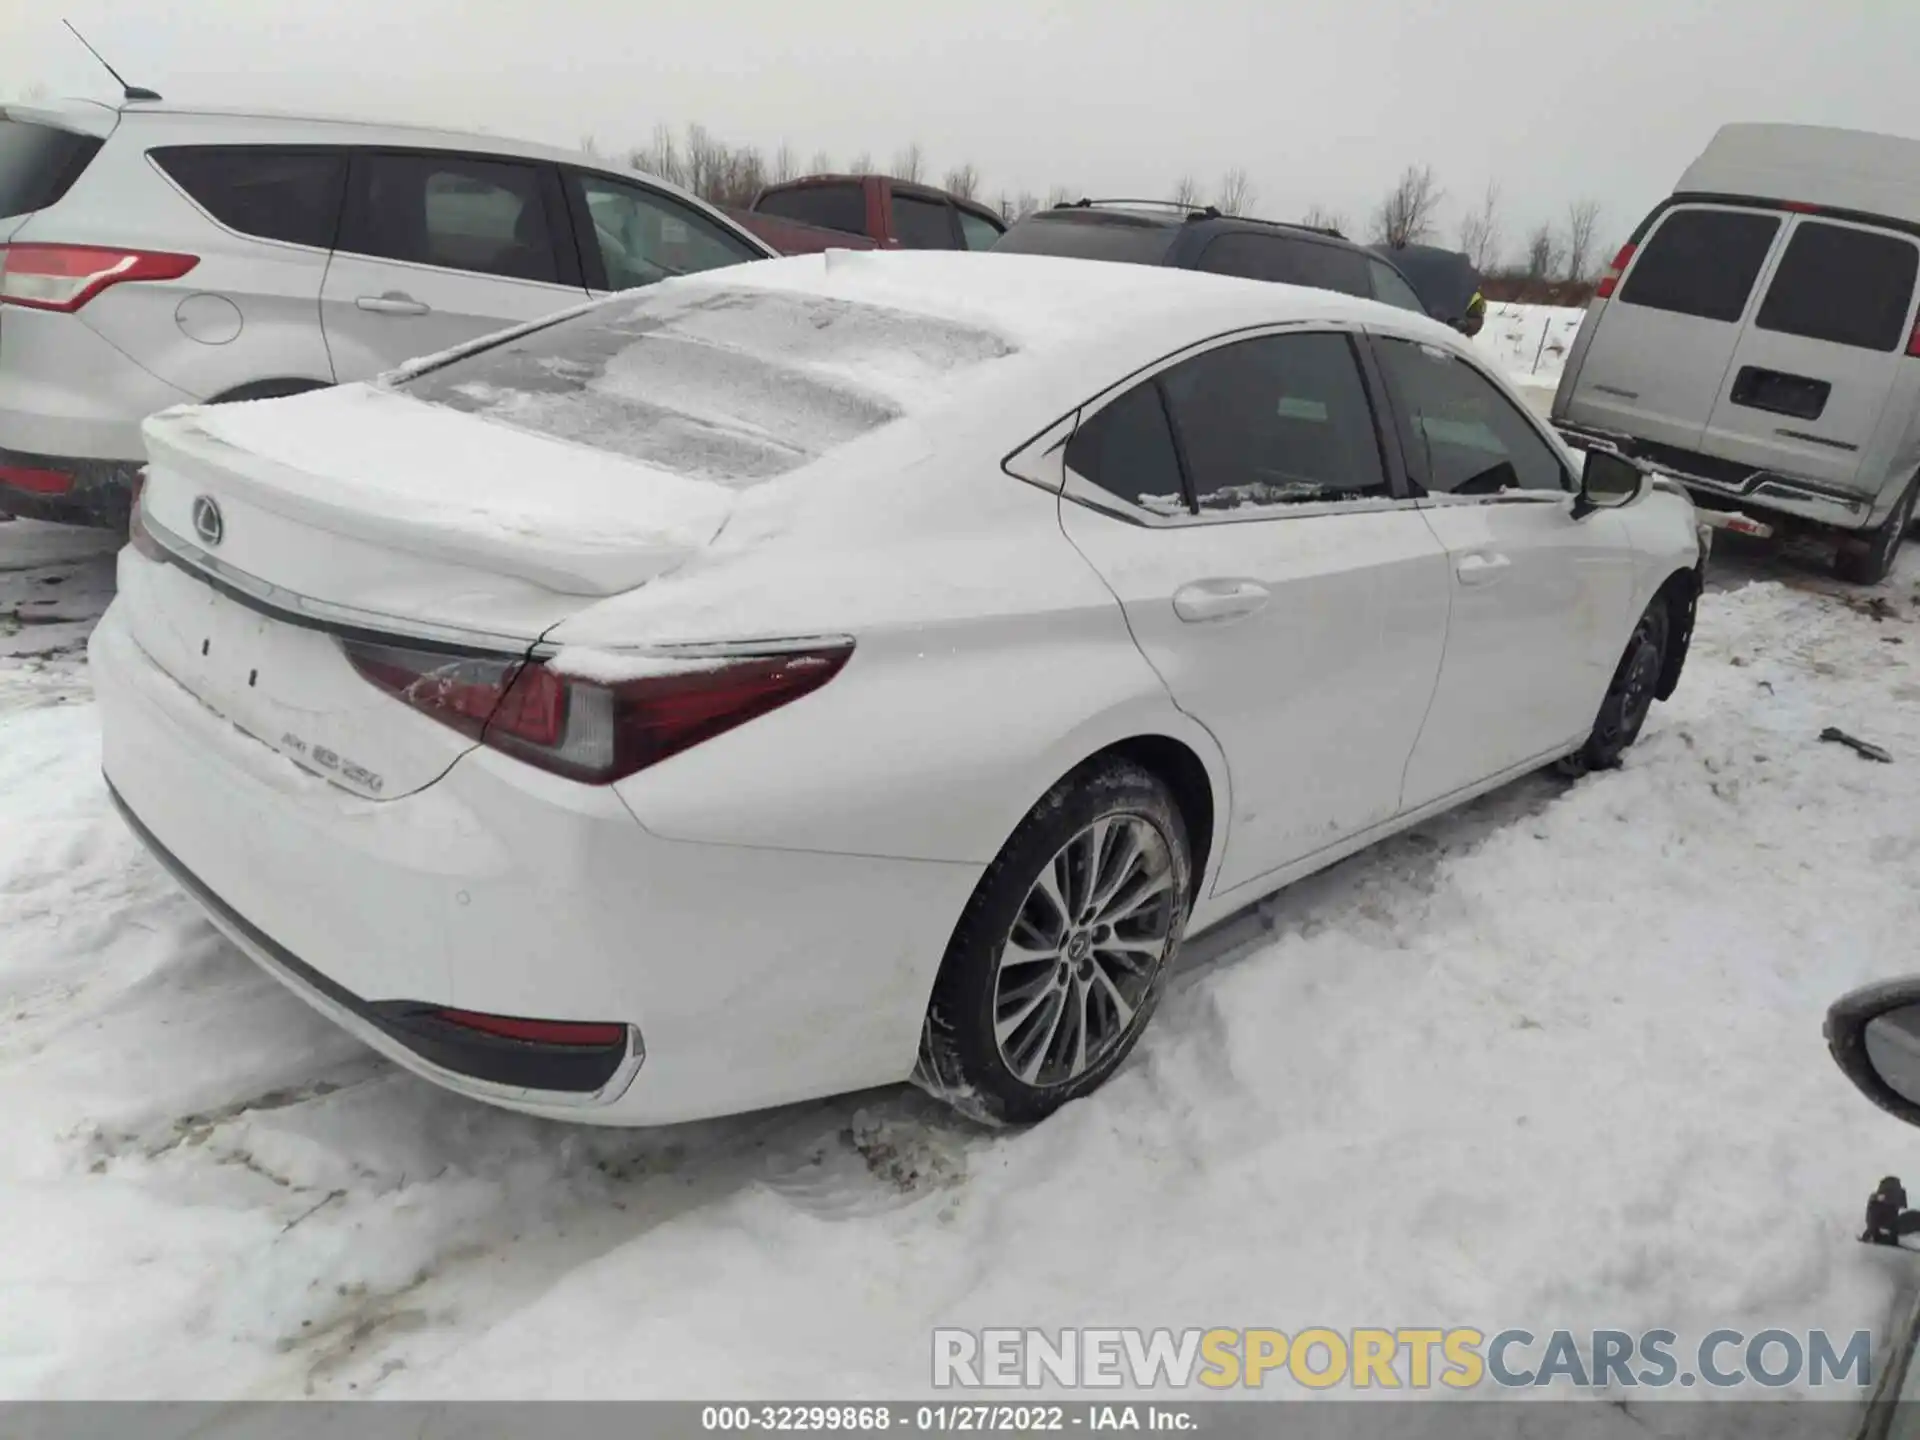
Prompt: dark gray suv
<box><xmin>994</xmin><ymin>200</ymin><xmax>1433</xmax><ymax>318</ymax></box>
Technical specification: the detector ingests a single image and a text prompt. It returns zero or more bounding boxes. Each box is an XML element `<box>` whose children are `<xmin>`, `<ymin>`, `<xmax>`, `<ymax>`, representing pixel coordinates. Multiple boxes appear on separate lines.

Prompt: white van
<box><xmin>1554</xmin><ymin>123</ymin><xmax>1920</xmax><ymax>583</ymax></box>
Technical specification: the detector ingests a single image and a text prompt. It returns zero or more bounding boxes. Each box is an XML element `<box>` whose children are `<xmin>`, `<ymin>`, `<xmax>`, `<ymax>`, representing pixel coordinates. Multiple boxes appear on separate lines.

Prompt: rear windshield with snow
<box><xmin>400</xmin><ymin>286</ymin><xmax>1017</xmax><ymax>487</ymax></box>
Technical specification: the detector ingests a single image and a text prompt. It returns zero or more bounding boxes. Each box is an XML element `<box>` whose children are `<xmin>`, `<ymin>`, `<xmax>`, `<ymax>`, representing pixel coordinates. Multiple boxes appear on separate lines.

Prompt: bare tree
<box><xmin>1045</xmin><ymin>184</ymin><xmax>1078</xmax><ymax>209</ymax></box>
<box><xmin>1006</xmin><ymin>190</ymin><xmax>1041</xmax><ymax>221</ymax></box>
<box><xmin>1301</xmin><ymin>203</ymin><xmax>1348</xmax><ymax>235</ymax></box>
<box><xmin>1525</xmin><ymin>222</ymin><xmax>1562</xmax><ymax>280</ymax></box>
<box><xmin>1458</xmin><ymin>180</ymin><xmax>1502</xmax><ymax>272</ymax></box>
<box><xmin>1215</xmin><ymin>168</ymin><xmax>1255</xmax><ymax>217</ymax></box>
<box><xmin>1563</xmin><ymin>198</ymin><xmax>1603</xmax><ymax>281</ymax></box>
<box><xmin>1371</xmin><ymin>163</ymin><xmax>1444</xmax><ymax>248</ymax></box>
<box><xmin>891</xmin><ymin>143</ymin><xmax>925</xmax><ymax>184</ymax></box>
<box><xmin>1171</xmin><ymin>174</ymin><xmax>1203</xmax><ymax>209</ymax></box>
<box><xmin>848</xmin><ymin>151</ymin><xmax>873</xmax><ymax>175</ymax></box>
<box><xmin>771</xmin><ymin>143</ymin><xmax>799</xmax><ymax>185</ymax></box>
<box><xmin>578</xmin><ymin>134</ymin><xmax>602</xmax><ymax>159</ymax></box>
<box><xmin>942</xmin><ymin>163</ymin><xmax>981</xmax><ymax>202</ymax></box>
<box><xmin>807</xmin><ymin>149</ymin><xmax>834</xmax><ymax>175</ymax></box>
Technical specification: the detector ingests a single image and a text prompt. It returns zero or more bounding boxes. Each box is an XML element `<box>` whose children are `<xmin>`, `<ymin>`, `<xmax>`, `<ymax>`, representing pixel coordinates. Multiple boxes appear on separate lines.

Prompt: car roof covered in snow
<box><xmin>1678</xmin><ymin>122</ymin><xmax>1920</xmax><ymax>229</ymax></box>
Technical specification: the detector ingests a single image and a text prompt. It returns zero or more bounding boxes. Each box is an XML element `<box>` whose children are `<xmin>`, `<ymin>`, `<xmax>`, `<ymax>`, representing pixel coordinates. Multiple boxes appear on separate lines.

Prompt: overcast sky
<box><xmin>4</xmin><ymin>0</ymin><xmax>1912</xmax><ymax>259</ymax></box>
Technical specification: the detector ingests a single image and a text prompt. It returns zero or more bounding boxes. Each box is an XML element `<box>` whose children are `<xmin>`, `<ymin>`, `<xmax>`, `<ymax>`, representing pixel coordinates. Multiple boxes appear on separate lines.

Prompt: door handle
<box><xmin>1454</xmin><ymin>552</ymin><xmax>1511</xmax><ymax>585</ymax></box>
<box><xmin>1172</xmin><ymin>578</ymin><xmax>1270</xmax><ymax>623</ymax></box>
<box><xmin>355</xmin><ymin>292</ymin><xmax>431</xmax><ymax>316</ymax></box>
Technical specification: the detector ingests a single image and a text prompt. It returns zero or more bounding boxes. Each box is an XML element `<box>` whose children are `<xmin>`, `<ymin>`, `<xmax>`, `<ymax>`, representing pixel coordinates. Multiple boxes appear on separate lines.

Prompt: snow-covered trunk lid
<box><xmin>127</xmin><ymin>386</ymin><xmax>735</xmax><ymax>800</ymax></box>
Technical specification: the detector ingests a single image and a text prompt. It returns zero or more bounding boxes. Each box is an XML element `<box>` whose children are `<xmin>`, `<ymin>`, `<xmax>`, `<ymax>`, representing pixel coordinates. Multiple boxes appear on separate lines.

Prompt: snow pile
<box><xmin>2</xmin><ymin>532</ymin><xmax>1919</xmax><ymax>1411</ymax></box>
<box><xmin>1471</xmin><ymin>302</ymin><xmax>1588</xmax><ymax>392</ymax></box>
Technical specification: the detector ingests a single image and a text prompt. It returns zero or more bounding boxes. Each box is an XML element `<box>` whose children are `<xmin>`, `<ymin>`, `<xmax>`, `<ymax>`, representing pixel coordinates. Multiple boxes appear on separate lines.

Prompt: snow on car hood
<box><xmin>141</xmin><ymin>385</ymin><xmax>737</xmax><ymax>597</ymax></box>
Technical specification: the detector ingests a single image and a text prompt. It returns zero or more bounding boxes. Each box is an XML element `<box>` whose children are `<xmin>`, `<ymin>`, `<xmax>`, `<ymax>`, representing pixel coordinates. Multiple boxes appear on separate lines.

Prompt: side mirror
<box><xmin>1573</xmin><ymin>446</ymin><xmax>1646</xmax><ymax>519</ymax></box>
<box><xmin>1826</xmin><ymin>979</ymin><xmax>1920</xmax><ymax>1128</ymax></box>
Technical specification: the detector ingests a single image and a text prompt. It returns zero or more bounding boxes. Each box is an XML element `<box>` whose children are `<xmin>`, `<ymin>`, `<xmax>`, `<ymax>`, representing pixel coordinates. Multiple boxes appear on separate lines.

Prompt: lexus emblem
<box><xmin>191</xmin><ymin>495</ymin><xmax>224</xmax><ymax>547</ymax></box>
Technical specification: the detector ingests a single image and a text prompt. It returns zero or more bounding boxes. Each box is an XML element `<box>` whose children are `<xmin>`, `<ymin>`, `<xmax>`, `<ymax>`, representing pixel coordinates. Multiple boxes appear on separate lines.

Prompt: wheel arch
<box><xmin>1652</xmin><ymin>564</ymin><xmax>1701</xmax><ymax>701</ymax></box>
<box><xmin>1054</xmin><ymin>731</ymin><xmax>1225</xmax><ymax>908</ymax></box>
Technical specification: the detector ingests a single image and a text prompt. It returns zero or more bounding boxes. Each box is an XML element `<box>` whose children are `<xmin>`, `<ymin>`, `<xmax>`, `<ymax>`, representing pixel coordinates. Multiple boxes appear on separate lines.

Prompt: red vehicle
<box><xmin>728</xmin><ymin>175</ymin><xmax>1007</xmax><ymax>255</ymax></box>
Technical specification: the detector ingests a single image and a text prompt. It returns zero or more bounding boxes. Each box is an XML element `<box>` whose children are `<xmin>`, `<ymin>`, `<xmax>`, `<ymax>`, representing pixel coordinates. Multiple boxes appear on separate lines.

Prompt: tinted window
<box><xmin>404</xmin><ymin>286</ymin><xmax>1015</xmax><ymax>489</ymax></box>
<box><xmin>1755</xmin><ymin>221</ymin><xmax>1919</xmax><ymax>353</ymax></box>
<box><xmin>346</xmin><ymin>153</ymin><xmax>559</xmax><ymax>284</ymax></box>
<box><xmin>755</xmin><ymin>183</ymin><xmax>866</xmax><ymax>236</ymax></box>
<box><xmin>1159</xmin><ymin>332</ymin><xmax>1389</xmax><ymax>511</ymax></box>
<box><xmin>1196</xmin><ymin>233</ymin><xmax>1372</xmax><ymax>296</ymax></box>
<box><xmin>958</xmin><ymin>209</ymin><xmax>1003</xmax><ymax>251</ymax></box>
<box><xmin>1618</xmin><ymin>208</ymin><xmax>1780</xmax><ymax>323</ymax></box>
<box><xmin>152</xmin><ymin>147</ymin><xmax>346</xmax><ymax>249</ymax></box>
<box><xmin>1368</xmin><ymin>258</ymin><xmax>1428</xmax><ymax>314</ymax></box>
<box><xmin>1376</xmin><ymin>338</ymin><xmax>1566</xmax><ymax>497</ymax></box>
<box><xmin>993</xmin><ymin>213</ymin><xmax>1178</xmax><ymax>265</ymax></box>
<box><xmin>1064</xmin><ymin>383</ymin><xmax>1187</xmax><ymax>517</ymax></box>
<box><xmin>0</xmin><ymin>117</ymin><xmax>102</xmax><ymax>219</ymax></box>
<box><xmin>890</xmin><ymin>192</ymin><xmax>956</xmax><ymax>249</ymax></box>
<box><xmin>572</xmin><ymin>172</ymin><xmax>759</xmax><ymax>291</ymax></box>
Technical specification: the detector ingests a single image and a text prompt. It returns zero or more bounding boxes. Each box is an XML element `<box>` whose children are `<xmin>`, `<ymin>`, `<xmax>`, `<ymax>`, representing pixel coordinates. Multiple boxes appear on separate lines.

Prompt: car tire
<box><xmin>1559</xmin><ymin>600</ymin><xmax>1671</xmax><ymax>777</ymax></box>
<box><xmin>913</xmin><ymin>758</ymin><xmax>1192</xmax><ymax>1126</ymax></box>
<box><xmin>1834</xmin><ymin>472</ymin><xmax>1920</xmax><ymax>587</ymax></box>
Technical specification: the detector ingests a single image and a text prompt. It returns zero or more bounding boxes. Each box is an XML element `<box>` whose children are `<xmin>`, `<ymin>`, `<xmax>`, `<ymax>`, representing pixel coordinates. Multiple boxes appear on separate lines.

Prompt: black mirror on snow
<box><xmin>1827</xmin><ymin>978</ymin><xmax>1920</xmax><ymax>1127</ymax></box>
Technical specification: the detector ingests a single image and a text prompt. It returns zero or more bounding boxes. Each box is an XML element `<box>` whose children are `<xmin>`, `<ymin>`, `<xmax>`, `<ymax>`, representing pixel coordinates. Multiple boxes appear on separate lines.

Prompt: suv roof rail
<box><xmin>1057</xmin><ymin>197</ymin><xmax>1223</xmax><ymax>220</ymax></box>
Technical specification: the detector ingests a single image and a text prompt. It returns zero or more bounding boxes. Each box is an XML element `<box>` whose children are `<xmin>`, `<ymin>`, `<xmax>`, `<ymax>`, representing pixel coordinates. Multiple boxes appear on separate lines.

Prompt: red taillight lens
<box><xmin>1595</xmin><ymin>242</ymin><xmax>1636</xmax><ymax>300</ymax></box>
<box><xmin>1906</xmin><ymin>318</ymin><xmax>1920</xmax><ymax>358</ymax></box>
<box><xmin>127</xmin><ymin>492</ymin><xmax>167</xmax><ymax>560</ymax></box>
<box><xmin>0</xmin><ymin>462</ymin><xmax>74</xmax><ymax>495</ymax></box>
<box><xmin>340</xmin><ymin>638</ymin><xmax>851</xmax><ymax>784</ymax></box>
<box><xmin>432</xmin><ymin>1009</ymin><xmax>625</xmax><ymax>1047</ymax></box>
<box><xmin>0</xmin><ymin>243</ymin><xmax>200</xmax><ymax>312</ymax></box>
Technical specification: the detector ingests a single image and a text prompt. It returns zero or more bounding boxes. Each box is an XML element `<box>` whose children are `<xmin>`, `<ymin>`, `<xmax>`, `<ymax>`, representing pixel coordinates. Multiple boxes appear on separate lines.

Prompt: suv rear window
<box><xmin>1755</xmin><ymin>221</ymin><xmax>1919</xmax><ymax>353</ymax></box>
<box><xmin>1617</xmin><ymin>208</ymin><xmax>1780</xmax><ymax>323</ymax></box>
<box><xmin>755</xmin><ymin>183</ymin><xmax>866</xmax><ymax>236</ymax></box>
<box><xmin>0</xmin><ymin>117</ymin><xmax>102</xmax><ymax>219</ymax></box>
<box><xmin>993</xmin><ymin>213</ymin><xmax>1178</xmax><ymax>266</ymax></box>
<box><xmin>151</xmin><ymin>147</ymin><xmax>347</xmax><ymax>249</ymax></box>
<box><xmin>401</xmin><ymin>285</ymin><xmax>1017</xmax><ymax>488</ymax></box>
<box><xmin>1196</xmin><ymin>233</ymin><xmax>1372</xmax><ymax>296</ymax></box>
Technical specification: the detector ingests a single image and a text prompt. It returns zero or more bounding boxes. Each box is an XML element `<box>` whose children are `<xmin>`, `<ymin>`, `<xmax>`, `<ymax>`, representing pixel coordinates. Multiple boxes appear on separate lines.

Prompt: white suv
<box><xmin>0</xmin><ymin>98</ymin><xmax>775</xmax><ymax>526</ymax></box>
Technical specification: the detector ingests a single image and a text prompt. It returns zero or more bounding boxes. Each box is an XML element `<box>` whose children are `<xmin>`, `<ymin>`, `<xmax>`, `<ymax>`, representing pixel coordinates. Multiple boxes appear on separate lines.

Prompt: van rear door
<box><xmin>1560</xmin><ymin>204</ymin><xmax>1783</xmax><ymax>450</ymax></box>
<box><xmin>1697</xmin><ymin>215</ymin><xmax>1920</xmax><ymax>491</ymax></box>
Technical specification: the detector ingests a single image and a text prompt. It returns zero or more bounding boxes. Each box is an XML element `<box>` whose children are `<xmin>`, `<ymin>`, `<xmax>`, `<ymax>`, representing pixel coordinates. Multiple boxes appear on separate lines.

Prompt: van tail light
<box><xmin>1594</xmin><ymin>243</ymin><xmax>1636</xmax><ymax>300</ymax></box>
<box><xmin>0</xmin><ymin>243</ymin><xmax>199</xmax><ymax>312</ymax></box>
<box><xmin>340</xmin><ymin>638</ymin><xmax>852</xmax><ymax>784</ymax></box>
<box><xmin>1906</xmin><ymin>318</ymin><xmax>1920</xmax><ymax>358</ymax></box>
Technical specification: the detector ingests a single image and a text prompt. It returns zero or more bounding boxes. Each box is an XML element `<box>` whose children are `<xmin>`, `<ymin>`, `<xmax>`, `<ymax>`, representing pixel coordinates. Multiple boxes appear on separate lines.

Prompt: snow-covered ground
<box><xmin>1471</xmin><ymin>301</ymin><xmax>1588</xmax><ymax>417</ymax></box>
<box><xmin>5</xmin><ymin>514</ymin><xmax>1920</xmax><ymax>1413</ymax></box>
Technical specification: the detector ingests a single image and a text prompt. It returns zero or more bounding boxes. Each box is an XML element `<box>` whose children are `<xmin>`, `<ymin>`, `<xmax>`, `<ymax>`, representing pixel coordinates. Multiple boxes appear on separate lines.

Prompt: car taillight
<box><xmin>1595</xmin><ymin>242</ymin><xmax>1636</xmax><ymax>300</ymax></box>
<box><xmin>0</xmin><ymin>462</ymin><xmax>73</xmax><ymax>494</ymax></box>
<box><xmin>431</xmin><ymin>1009</ymin><xmax>626</xmax><ymax>1047</ymax></box>
<box><xmin>127</xmin><ymin>490</ymin><xmax>167</xmax><ymax>560</ymax></box>
<box><xmin>0</xmin><ymin>243</ymin><xmax>199</xmax><ymax>312</ymax></box>
<box><xmin>340</xmin><ymin>638</ymin><xmax>851</xmax><ymax>784</ymax></box>
<box><xmin>1906</xmin><ymin>317</ymin><xmax>1920</xmax><ymax>358</ymax></box>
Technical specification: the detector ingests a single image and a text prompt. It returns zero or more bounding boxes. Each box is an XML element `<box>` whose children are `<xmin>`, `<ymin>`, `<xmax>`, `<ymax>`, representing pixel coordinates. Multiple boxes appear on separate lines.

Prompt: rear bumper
<box><xmin>89</xmin><ymin>599</ymin><xmax>980</xmax><ymax>1125</ymax></box>
<box><xmin>1555</xmin><ymin>421</ymin><xmax>1877</xmax><ymax>531</ymax></box>
<box><xmin>0</xmin><ymin>444</ymin><xmax>139</xmax><ymax>528</ymax></box>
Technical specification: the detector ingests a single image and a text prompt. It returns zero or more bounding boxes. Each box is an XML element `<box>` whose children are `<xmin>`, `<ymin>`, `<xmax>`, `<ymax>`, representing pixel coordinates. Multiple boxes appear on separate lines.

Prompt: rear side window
<box><xmin>1196</xmin><ymin>233</ymin><xmax>1372</xmax><ymax>297</ymax></box>
<box><xmin>1755</xmin><ymin>221</ymin><xmax>1919</xmax><ymax>352</ymax></box>
<box><xmin>343</xmin><ymin>153</ymin><xmax>560</xmax><ymax>284</ymax></box>
<box><xmin>402</xmin><ymin>285</ymin><xmax>1017</xmax><ymax>489</ymax></box>
<box><xmin>1618</xmin><ymin>208</ymin><xmax>1780</xmax><ymax>323</ymax></box>
<box><xmin>1375</xmin><ymin>338</ymin><xmax>1567</xmax><ymax>497</ymax></box>
<box><xmin>0</xmin><ymin>117</ymin><xmax>102</xmax><ymax>219</ymax></box>
<box><xmin>958</xmin><ymin>209</ymin><xmax>1003</xmax><ymax>251</ymax></box>
<box><xmin>890</xmin><ymin>192</ymin><xmax>957</xmax><ymax>249</ymax></box>
<box><xmin>992</xmin><ymin>214</ymin><xmax>1178</xmax><ymax>265</ymax></box>
<box><xmin>1065</xmin><ymin>383</ymin><xmax>1188</xmax><ymax>517</ymax></box>
<box><xmin>1160</xmin><ymin>332</ymin><xmax>1390</xmax><ymax>510</ymax></box>
<box><xmin>151</xmin><ymin>147</ymin><xmax>347</xmax><ymax>249</ymax></box>
<box><xmin>755</xmin><ymin>183</ymin><xmax>866</xmax><ymax>236</ymax></box>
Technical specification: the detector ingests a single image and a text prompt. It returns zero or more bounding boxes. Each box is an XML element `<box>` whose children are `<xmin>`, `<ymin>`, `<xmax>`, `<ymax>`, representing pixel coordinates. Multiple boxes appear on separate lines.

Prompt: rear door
<box><xmin>1698</xmin><ymin>216</ymin><xmax>1920</xmax><ymax>488</ymax></box>
<box><xmin>1055</xmin><ymin>327</ymin><xmax>1451</xmax><ymax>895</ymax></box>
<box><xmin>319</xmin><ymin>150</ymin><xmax>588</xmax><ymax>382</ymax></box>
<box><xmin>1562</xmin><ymin>204</ymin><xmax>1783</xmax><ymax>449</ymax></box>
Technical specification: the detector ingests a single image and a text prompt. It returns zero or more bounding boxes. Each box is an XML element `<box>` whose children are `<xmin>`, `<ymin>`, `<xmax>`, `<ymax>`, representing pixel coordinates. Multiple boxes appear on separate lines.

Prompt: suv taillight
<box><xmin>0</xmin><ymin>243</ymin><xmax>199</xmax><ymax>312</ymax></box>
<box><xmin>1594</xmin><ymin>242</ymin><xmax>1636</xmax><ymax>301</ymax></box>
<box><xmin>340</xmin><ymin>639</ymin><xmax>852</xmax><ymax>785</ymax></box>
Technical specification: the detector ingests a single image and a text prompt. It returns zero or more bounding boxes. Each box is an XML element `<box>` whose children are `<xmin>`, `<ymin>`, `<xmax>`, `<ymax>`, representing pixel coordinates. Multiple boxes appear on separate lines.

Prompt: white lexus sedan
<box><xmin>92</xmin><ymin>251</ymin><xmax>1703</xmax><ymax>1128</ymax></box>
